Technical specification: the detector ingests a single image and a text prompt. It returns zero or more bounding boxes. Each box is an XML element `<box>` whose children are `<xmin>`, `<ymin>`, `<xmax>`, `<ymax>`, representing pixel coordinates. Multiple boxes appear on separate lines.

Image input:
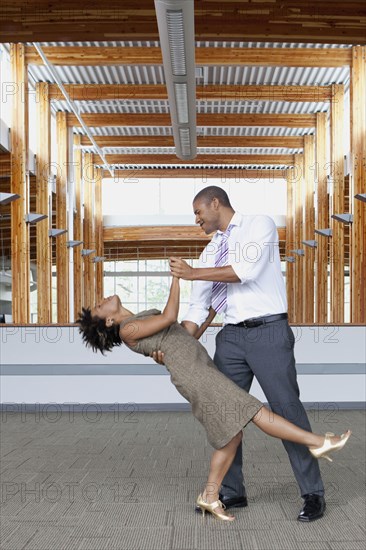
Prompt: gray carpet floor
<box><xmin>0</xmin><ymin>409</ymin><xmax>365</xmax><ymax>550</ymax></box>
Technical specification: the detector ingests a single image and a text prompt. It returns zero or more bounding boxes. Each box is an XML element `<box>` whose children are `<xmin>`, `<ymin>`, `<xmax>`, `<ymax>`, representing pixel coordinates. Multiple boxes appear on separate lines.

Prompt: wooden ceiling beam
<box><xmin>105</xmin><ymin>226</ymin><xmax>210</xmax><ymax>243</ymax></box>
<box><xmin>2</xmin><ymin>2</ymin><xmax>365</xmax><ymax>45</ymax></box>
<box><xmin>81</xmin><ymin>135</ymin><xmax>304</xmax><ymax>148</ymax></box>
<box><xmin>104</xmin><ymin>225</ymin><xmax>286</xmax><ymax>243</ymax></box>
<box><xmin>102</xmin><ymin>168</ymin><xmax>288</xmax><ymax>179</ymax></box>
<box><xmin>96</xmin><ymin>154</ymin><xmax>294</xmax><ymax>165</ymax></box>
<box><xmin>49</xmin><ymin>83</ymin><xmax>333</xmax><ymax>102</ymax></box>
<box><xmin>26</xmin><ymin>47</ymin><xmax>352</xmax><ymax>67</ymax></box>
<box><xmin>104</xmin><ymin>248</ymin><xmax>288</xmax><ymax>262</ymax></box>
<box><xmin>67</xmin><ymin>113</ymin><xmax>316</xmax><ymax>128</ymax></box>
<box><xmin>56</xmin><ymin>83</ymin><xmax>332</xmax><ymax>103</ymax></box>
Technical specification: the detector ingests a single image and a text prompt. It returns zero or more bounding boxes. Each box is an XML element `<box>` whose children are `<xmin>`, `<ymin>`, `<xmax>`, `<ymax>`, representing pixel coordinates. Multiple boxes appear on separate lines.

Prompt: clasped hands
<box><xmin>150</xmin><ymin>257</ymin><xmax>190</xmax><ymax>365</ymax></box>
<box><xmin>169</xmin><ymin>256</ymin><xmax>193</xmax><ymax>280</ymax></box>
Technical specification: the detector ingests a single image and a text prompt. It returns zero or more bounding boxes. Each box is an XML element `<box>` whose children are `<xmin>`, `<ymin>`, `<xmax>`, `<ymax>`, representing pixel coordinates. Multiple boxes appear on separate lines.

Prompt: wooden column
<box><xmin>315</xmin><ymin>112</ymin><xmax>329</xmax><ymax>324</ymax></box>
<box><xmin>350</xmin><ymin>46</ymin><xmax>366</xmax><ymax>323</ymax></box>
<box><xmin>95</xmin><ymin>167</ymin><xmax>104</xmax><ymax>305</ymax></box>
<box><xmin>73</xmin><ymin>134</ymin><xmax>83</xmax><ymax>317</ymax></box>
<box><xmin>294</xmin><ymin>153</ymin><xmax>304</xmax><ymax>323</ymax></box>
<box><xmin>303</xmin><ymin>135</ymin><xmax>316</xmax><ymax>323</ymax></box>
<box><xmin>10</xmin><ymin>44</ymin><xmax>30</xmax><ymax>323</ymax></box>
<box><xmin>330</xmin><ymin>84</ymin><xmax>345</xmax><ymax>323</ymax></box>
<box><xmin>56</xmin><ymin>111</ymin><xmax>69</xmax><ymax>322</ymax></box>
<box><xmin>286</xmin><ymin>169</ymin><xmax>295</xmax><ymax>322</ymax></box>
<box><xmin>35</xmin><ymin>82</ymin><xmax>52</xmax><ymax>323</ymax></box>
<box><xmin>83</xmin><ymin>153</ymin><xmax>95</xmax><ymax>308</ymax></box>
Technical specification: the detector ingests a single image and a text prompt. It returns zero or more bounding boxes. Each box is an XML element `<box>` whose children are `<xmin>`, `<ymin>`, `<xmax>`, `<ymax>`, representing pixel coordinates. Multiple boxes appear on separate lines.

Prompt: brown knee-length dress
<box><xmin>121</xmin><ymin>309</ymin><xmax>263</xmax><ymax>449</ymax></box>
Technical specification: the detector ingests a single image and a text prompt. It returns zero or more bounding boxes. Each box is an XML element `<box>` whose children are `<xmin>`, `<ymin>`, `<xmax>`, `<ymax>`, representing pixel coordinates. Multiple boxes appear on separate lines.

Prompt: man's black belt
<box><xmin>229</xmin><ymin>312</ymin><xmax>288</xmax><ymax>329</ymax></box>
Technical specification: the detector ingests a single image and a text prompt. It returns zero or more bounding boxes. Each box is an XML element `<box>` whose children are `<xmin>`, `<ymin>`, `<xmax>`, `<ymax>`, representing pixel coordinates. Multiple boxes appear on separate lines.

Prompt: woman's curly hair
<box><xmin>76</xmin><ymin>307</ymin><xmax>122</xmax><ymax>355</ymax></box>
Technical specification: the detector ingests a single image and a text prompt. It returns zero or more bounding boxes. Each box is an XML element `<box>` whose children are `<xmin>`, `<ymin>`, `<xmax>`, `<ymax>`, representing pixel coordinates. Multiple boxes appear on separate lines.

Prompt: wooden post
<box><xmin>286</xmin><ymin>169</ymin><xmax>295</xmax><ymax>322</ymax></box>
<box><xmin>315</xmin><ymin>112</ymin><xmax>329</xmax><ymax>324</ymax></box>
<box><xmin>293</xmin><ymin>153</ymin><xmax>304</xmax><ymax>323</ymax></box>
<box><xmin>303</xmin><ymin>135</ymin><xmax>316</xmax><ymax>323</ymax></box>
<box><xmin>330</xmin><ymin>84</ymin><xmax>345</xmax><ymax>323</ymax></box>
<box><xmin>73</xmin><ymin>134</ymin><xmax>83</xmax><ymax>318</ymax></box>
<box><xmin>95</xmin><ymin>167</ymin><xmax>104</xmax><ymax>304</ymax></box>
<box><xmin>56</xmin><ymin>111</ymin><xmax>69</xmax><ymax>322</ymax></box>
<box><xmin>10</xmin><ymin>44</ymin><xmax>30</xmax><ymax>323</ymax></box>
<box><xmin>83</xmin><ymin>153</ymin><xmax>95</xmax><ymax>308</ymax></box>
<box><xmin>350</xmin><ymin>46</ymin><xmax>366</xmax><ymax>323</ymax></box>
<box><xmin>35</xmin><ymin>82</ymin><xmax>52</xmax><ymax>323</ymax></box>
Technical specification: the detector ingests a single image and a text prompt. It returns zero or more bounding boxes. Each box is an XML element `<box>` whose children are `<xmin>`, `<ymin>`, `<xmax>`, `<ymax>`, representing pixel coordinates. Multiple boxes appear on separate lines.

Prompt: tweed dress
<box><xmin>121</xmin><ymin>309</ymin><xmax>263</xmax><ymax>449</ymax></box>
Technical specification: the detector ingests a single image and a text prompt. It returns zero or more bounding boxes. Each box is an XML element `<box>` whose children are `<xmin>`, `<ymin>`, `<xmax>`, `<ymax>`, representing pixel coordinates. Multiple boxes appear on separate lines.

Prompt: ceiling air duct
<box><xmin>154</xmin><ymin>0</ymin><xmax>197</xmax><ymax>160</ymax></box>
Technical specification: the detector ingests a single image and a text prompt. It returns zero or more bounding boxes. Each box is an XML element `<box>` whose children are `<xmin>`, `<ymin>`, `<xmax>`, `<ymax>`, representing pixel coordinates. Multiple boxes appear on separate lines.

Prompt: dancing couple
<box><xmin>78</xmin><ymin>280</ymin><xmax>351</xmax><ymax>522</ymax></box>
<box><xmin>78</xmin><ymin>186</ymin><xmax>351</xmax><ymax>522</ymax></box>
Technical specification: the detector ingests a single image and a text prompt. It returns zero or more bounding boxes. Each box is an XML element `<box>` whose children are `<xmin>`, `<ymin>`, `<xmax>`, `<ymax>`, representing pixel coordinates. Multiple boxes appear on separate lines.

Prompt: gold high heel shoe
<box><xmin>309</xmin><ymin>430</ymin><xmax>352</xmax><ymax>462</ymax></box>
<box><xmin>196</xmin><ymin>493</ymin><xmax>235</xmax><ymax>522</ymax></box>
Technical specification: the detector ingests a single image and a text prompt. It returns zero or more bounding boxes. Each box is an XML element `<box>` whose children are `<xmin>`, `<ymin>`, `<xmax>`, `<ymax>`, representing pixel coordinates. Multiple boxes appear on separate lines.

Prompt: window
<box><xmin>103</xmin><ymin>258</ymin><xmax>224</xmax><ymax>322</ymax></box>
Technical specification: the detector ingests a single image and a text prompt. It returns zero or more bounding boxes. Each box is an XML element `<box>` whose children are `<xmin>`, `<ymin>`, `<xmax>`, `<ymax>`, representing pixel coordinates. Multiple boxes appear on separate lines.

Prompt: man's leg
<box><xmin>245</xmin><ymin>320</ymin><xmax>324</xmax><ymax>497</ymax></box>
<box><xmin>213</xmin><ymin>326</ymin><xmax>253</xmax><ymax>499</ymax></box>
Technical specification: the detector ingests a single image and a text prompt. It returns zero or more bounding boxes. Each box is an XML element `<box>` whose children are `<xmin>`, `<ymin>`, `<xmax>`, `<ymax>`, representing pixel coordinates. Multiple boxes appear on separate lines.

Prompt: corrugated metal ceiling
<box><xmin>23</xmin><ymin>41</ymin><xmax>351</xmax><ymax>167</ymax></box>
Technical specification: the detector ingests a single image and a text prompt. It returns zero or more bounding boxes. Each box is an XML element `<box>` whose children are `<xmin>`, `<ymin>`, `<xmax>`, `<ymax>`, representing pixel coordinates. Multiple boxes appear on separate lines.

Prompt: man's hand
<box><xmin>169</xmin><ymin>257</ymin><xmax>194</xmax><ymax>280</ymax></box>
<box><xmin>150</xmin><ymin>350</ymin><xmax>165</xmax><ymax>365</ymax></box>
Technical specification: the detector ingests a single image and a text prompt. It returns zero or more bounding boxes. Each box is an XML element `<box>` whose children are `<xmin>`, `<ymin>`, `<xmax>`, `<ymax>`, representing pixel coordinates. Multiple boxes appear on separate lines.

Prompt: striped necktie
<box><xmin>211</xmin><ymin>224</ymin><xmax>234</xmax><ymax>313</ymax></box>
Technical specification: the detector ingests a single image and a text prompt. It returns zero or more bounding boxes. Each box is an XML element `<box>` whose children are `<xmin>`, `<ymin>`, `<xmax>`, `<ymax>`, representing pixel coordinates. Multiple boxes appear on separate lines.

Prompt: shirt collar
<box><xmin>216</xmin><ymin>211</ymin><xmax>241</xmax><ymax>236</ymax></box>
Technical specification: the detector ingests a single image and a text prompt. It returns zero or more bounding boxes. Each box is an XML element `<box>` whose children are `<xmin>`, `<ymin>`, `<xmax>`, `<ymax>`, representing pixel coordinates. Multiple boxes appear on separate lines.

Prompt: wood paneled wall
<box><xmin>350</xmin><ymin>46</ymin><xmax>366</xmax><ymax>323</ymax></box>
<box><xmin>293</xmin><ymin>154</ymin><xmax>304</xmax><ymax>323</ymax></box>
<box><xmin>303</xmin><ymin>135</ymin><xmax>315</xmax><ymax>323</ymax></box>
<box><xmin>10</xmin><ymin>44</ymin><xmax>30</xmax><ymax>323</ymax></box>
<box><xmin>3</xmin><ymin>44</ymin><xmax>365</xmax><ymax>325</ymax></box>
<box><xmin>330</xmin><ymin>85</ymin><xmax>345</xmax><ymax>323</ymax></box>
<box><xmin>95</xmin><ymin>168</ymin><xmax>104</xmax><ymax>305</ymax></box>
<box><xmin>83</xmin><ymin>153</ymin><xmax>95</xmax><ymax>309</ymax></box>
<box><xmin>36</xmin><ymin>82</ymin><xmax>52</xmax><ymax>323</ymax></box>
<box><xmin>315</xmin><ymin>112</ymin><xmax>328</xmax><ymax>324</ymax></box>
<box><xmin>286</xmin><ymin>170</ymin><xmax>295</xmax><ymax>323</ymax></box>
<box><xmin>73</xmin><ymin>135</ymin><xmax>83</xmax><ymax>319</ymax></box>
<box><xmin>55</xmin><ymin>112</ymin><xmax>69</xmax><ymax>323</ymax></box>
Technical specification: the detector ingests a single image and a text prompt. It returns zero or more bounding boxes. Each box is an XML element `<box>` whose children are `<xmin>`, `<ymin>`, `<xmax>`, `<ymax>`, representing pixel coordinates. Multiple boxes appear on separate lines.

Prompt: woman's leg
<box><xmin>252</xmin><ymin>405</ymin><xmax>344</xmax><ymax>448</ymax></box>
<box><xmin>201</xmin><ymin>431</ymin><xmax>242</xmax><ymax>515</ymax></box>
<box><xmin>201</xmin><ymin>409</ymin><xmax>339</xmax><ymax>505</ymax></box>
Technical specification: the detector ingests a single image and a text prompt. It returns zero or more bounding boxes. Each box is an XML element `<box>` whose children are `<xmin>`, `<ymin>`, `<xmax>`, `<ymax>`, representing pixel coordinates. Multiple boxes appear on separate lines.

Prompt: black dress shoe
<box><xmin>297</xmin><ymin>494</ymin><xmax>326</xmax><ymax>522</ymax></box>
<box><xmin>195</xmin><ymin>494</ymin><xmax>248</xmax><ymax>513</ymax></box>
<box><xmin>219</xmin><ymin>494</ymin><xmax>248</xmax><ymax>509</ymax></box>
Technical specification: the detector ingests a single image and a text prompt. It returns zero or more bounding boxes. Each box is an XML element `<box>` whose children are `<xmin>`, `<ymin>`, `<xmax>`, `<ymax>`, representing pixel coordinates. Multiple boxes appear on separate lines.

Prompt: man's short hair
<box><xmin>193</xmin><ymin>186</ymin><xmax>232</xmax><ymax>208</ymax></box>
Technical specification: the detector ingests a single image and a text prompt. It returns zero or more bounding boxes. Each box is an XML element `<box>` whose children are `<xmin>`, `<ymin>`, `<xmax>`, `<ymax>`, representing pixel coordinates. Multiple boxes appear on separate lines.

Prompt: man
<box><xmin>161</xmin><ymin>185</ymin><xmax>325</xmax><ymax>521</ymax></box>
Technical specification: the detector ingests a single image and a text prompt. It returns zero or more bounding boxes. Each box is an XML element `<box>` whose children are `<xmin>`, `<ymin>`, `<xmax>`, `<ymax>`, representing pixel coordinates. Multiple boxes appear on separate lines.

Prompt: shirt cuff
<box><xmin>182</xmin><ymin>306</ymin><xmax>210</xmax><ymax>327</ymax></box>
<box><xmin>230</xmin><ymin>262</ymin><xmax>247</xmax><ymax>284</ymax></box>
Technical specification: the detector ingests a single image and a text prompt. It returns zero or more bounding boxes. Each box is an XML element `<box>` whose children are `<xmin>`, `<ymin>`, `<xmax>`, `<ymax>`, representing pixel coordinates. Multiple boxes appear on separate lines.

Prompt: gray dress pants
<box><xmin>213</xmin><ymin>318</ymin><xmax>324</xmax><ymax>498</ymax></box>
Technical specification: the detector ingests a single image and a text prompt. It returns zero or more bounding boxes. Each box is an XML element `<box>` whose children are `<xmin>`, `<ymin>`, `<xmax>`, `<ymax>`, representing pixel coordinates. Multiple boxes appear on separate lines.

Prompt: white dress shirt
<box><xmin>183</xmin><ymin>212</ymin><xmax>287</xmax><ymax>327</ymax></box>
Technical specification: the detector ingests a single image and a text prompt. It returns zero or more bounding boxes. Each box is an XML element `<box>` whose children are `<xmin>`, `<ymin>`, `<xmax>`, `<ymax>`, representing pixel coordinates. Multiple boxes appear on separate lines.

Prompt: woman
<box><xmin>77</xmin><ymin>277</ymin><xmax>351</xmax><ymax>522</ymax></box>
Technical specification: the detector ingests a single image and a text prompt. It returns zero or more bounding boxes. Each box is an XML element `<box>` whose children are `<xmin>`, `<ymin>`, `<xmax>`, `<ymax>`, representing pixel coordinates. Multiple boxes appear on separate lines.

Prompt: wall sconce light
<box><xmin>25</xmin><ymin>213</ymin><xmax>48</xmax><ymax>224</ymax></box>
<box><xmin>302</xmin><ymin>240</ymin><xmax>318</xmax><ymax>248</ymax></box>
<box><xmin>49</xmin><ymin>228</ymin><xmax>68</xmax><ymax>237</ymax></box>
<box><xmin>66</xmin><ymin>240</ymin><xmax>83</xmax><ymax>248</ymax></box>
<box><xmin>92</xmin><ymin>256</ymin><xmax>105</xmax><ymax>263</ymax></box>
<box><xmin>289</xmin><ymin>249</ymin><xmax>305</xmax><ymax>256</ymax></box>
<box><xmin>0</xmin><ymin>193</ymin><xmax>20</xmax><ymax>205</ymax></box>
<box><xmin>315</xmin><ymin>228</ymin><xmax>332</xmax><ymax>237</ymax></box>
<box><xmin>81</xmin><ymin>249</ymin><xmax>96</xmax><ymax>256</ymax></box>
<box><xmin>331</xmin><ymin>213</ymin><xmax>353</xmax><ymax>224</ymax></box>
<box><xmin>355</xmin><ymin>193</ymin><xmax>366</xmax><ymax>203</ymax></box>
<box><xmin>285</xmin><ymin>256</ymin><xmax>296</xmax><ymax>263</ymax></box>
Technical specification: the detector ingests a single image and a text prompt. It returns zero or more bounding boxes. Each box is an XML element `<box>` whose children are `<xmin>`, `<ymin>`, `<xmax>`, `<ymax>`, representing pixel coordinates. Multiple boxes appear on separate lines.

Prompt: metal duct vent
<box><xmin>167</xmin><ymin>10</ymin><xmax>187</xmax><ymax>75</ymax></box>
<box><xmin>155</xmin><ymin>0</ymin><xmax>197</xmax><ymax>160</ymax></box>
